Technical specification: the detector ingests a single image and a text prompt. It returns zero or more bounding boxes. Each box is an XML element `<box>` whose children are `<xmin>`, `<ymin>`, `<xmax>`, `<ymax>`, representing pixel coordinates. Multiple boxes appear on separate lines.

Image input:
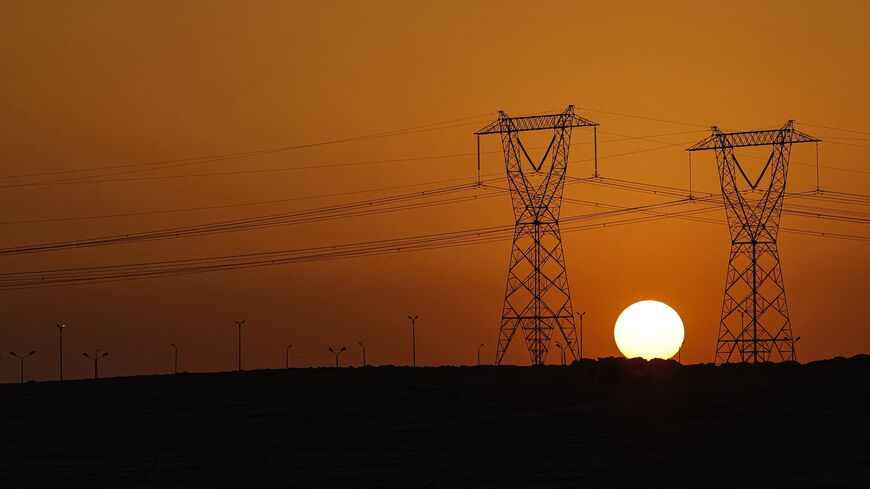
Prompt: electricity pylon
<box><xmin>476</xmin><ymin>106</ymin><xmax>598</xmax><ymax>365</ymax></box>
<box><xmin>687</xmin><ymin>121</ymin><xmax>819</xmax><ymax>364</ymax></box>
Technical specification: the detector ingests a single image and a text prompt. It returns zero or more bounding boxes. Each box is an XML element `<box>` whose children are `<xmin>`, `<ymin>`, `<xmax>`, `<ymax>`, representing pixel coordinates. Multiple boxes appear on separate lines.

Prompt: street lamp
<box><xmin>285</xmin><ymin>344</ymin><xmax>293</xmax><ymax>369</ymax></box>
<box><xmin>170</xmin><ymin>343</ymin><xmax>178</xmax><ymax>374</ymax></box>
<box><xmin>83</xmin><ymin>350</ymin><xmax>109</xmax><ymax>379</ymax></box>
<box><xmin>794</xmin><ymin>336</ymin><xmax>802</xmax><ymax>362</ymax></box>
<box><xmin>236</xmin><ymin>320</ymin><xmax>246</xmax><ymax>371</ymax></box>
<box><xmin>9</xmin><ymin>351</ymin><xmax>36</xmax><ymax>384</ymax></box>
<box><xmin>408</xmin><ymin>315</ymin><xmax>419</xmax><ymax>367</ymax></box>
<box><xmin>56</xmin><ymin>323</ymin><xmax>66</xmax><ymax>381</ymax></box>
<box><xmin>358</xmin><ymin>342</ymin><xmax>366</xmax><ymax>367</ymax></box>
<box><xmin>555</xmin><ymin>342</ymin><xmax>566</xmax><ymax>366</ymax></box>
<box><xmin>327</xmin><ymin>346</ymin><xmax>346</xmax><ymax>367</ymax></box>
<box><xmin>477</xmin><ymin>343</ymin><xmax>484</xmax><ymax>366</ymax></box>
<box><xmin>576</xmin><ymin>312</ymin><xmax>586</xmax><ymax>359</ymax></box>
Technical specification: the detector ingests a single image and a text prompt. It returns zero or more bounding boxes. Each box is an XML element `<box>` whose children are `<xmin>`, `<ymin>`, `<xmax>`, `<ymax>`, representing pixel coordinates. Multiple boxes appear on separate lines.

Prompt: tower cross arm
<box><xmin>475</xmin><ymin>111</ymin><xmax>598</xmax><ymax>135</ymax></box>
<box><xmin>687</xmin><ymin>122</ymin><xmax>820</xmax><ymax>152</ymax></box>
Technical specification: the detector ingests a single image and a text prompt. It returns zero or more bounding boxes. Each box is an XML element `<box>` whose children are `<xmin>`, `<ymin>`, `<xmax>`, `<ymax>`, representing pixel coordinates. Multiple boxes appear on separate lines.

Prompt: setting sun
<box><xmin>614</xmin><ymin>301</ymin><xmax>685</xmax><ymax>360</ymax></box>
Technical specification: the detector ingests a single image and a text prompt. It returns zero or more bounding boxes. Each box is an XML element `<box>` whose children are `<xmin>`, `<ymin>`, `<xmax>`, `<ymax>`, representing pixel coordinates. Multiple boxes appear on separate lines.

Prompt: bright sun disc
<box><xmin>614</xmin><ymin>300</ymin><xmax>685</xmax><ymax>360</ymax></box>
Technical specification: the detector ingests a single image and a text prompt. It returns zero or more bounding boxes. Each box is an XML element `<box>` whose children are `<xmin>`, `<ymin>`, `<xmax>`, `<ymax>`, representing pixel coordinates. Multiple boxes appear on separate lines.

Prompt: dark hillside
<box><xmin>1</xmin><ymin>356</ymin><xmax>868</xmax><ymax>488</ymax></box>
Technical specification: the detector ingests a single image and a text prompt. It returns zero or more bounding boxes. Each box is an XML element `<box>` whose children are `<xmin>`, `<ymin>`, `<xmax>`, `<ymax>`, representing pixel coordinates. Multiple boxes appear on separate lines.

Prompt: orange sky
<box><xmin>1</xmin><ymin>1</ymin><xmax>868</xmax><ymax>381</ymax></box>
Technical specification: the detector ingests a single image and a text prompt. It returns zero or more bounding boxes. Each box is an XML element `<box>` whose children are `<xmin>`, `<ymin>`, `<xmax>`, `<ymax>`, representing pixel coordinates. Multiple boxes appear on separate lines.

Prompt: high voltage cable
<box><xmin>2</xmin><ymin>198</ymin><xmax>866</xmax><ymax>290</ymax></box>
<box><xmin>0</xmin><ymin>172</ymin><xmax>504</xmax><ymax>225</ymax></box>
<box><xmin>573</xmin><ymin>107</ymin><xmax>709</xmax><ymax>128</ymax></box>
<box><xmin>1</xmin><ymin>118</ymin><xmax>495</xmax><ymax>189</ymax></box>
<box><xmin>2</xmin><ymin>112</ymin><xmax>863</xmax><ymax>188</ymax></box>
<box><xmin>2</xmin><ymin>194</ymin><xmax>865</xmax><ymax>289</ymax></box>
<box><xmin>0</xmin><ymin>197</ymin><xmax>715</xmax><ymax>286</ymax></box>
<box><xmin>0</xmin><ymin>181</ymin><xmax>506</xmax><ymax>255</ymax></box>
<box><xmin>0</xmin><ymin>112</ymin><xmax>496</xmax><ymax>181</ymax></box>
<box><xmin>796</xmin><ymin>122</ymin><xmax>870</xmax><ymax>137</ymax></box>
<box><xmin>0</xmin><ymin>130</ymin><xmax>702</xmax><ymax>190</ymax></box>
<box><xmin>3</xmin><ymin>174</ymin><xmax>866</xmax><ymax>256</ymax></box>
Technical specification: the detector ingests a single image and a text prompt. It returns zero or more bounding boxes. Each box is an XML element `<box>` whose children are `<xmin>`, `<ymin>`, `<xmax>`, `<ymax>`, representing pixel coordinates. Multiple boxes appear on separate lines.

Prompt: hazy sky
<box><xmin>1</xmin><ymin>0</ymin><xmax>868</xmax><ymax>381</ymax></box>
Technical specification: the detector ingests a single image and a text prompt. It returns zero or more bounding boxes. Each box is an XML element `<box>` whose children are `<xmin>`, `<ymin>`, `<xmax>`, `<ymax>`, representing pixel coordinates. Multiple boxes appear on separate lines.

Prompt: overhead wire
<box><xmin>2</xmin><ymin>109</ymin><xmax>868</xmax><ymax>289</ymax></box>
<box><xmin>0</xmin><ymin>112</ymin><xmax>496</xmax><ymax>182</ymax></box>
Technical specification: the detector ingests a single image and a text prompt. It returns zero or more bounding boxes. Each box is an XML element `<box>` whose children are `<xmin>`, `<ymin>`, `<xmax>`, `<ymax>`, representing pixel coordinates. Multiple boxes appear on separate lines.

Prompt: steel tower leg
<box><xmin>709</xmin><ymin>123</ymin><xmax>799</xmax><ymax>364</ymax></box>
<box><xmin>485</xmin><ymin>106</ymin><xmax>589</xmax><ymax>365</ymax></box>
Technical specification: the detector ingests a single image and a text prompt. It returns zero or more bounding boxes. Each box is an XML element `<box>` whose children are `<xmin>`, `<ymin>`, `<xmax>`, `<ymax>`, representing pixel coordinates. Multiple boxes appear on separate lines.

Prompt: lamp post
<box><xmin>407</xmin><ymin>315</ymin><xmax>419</xmax><ymax>367</ymax></box>
<box><xmin>576</xmin><ymin>312</ymin><xmax>586</xmax><ymax>359</ymax></box>
<box><xmin>170</xmin><ymin>343</ymin><xmax>178</xmax><ymax>374</ymax></box>
<box><xmin>83</xmin><ymin>350</ymin><xmax>108</xmax><ymax>379</ymax></box>
<box><xmin>56</xmin><ymin>323</ymin><xmax>65</xmax><ymax>381</ymax></box>
<box><xmin>9</xmin><ymin>351</ymin><xmax>36</xmax><ymax>384</ymax></box>
<box><xmin>327</xmin><ymin>346</ymin><xmax>346</xmax><ymax>367</ymax></box>
<box><xmin>358</xmin><ymin>342</ymin><xmax>366</xmax><ymax>367</ymax></box>
<box><xmin>794</xmin><ymin>336</ymin><xmax>802</xmax><ymax>362</ymax></box>
<box><xmin>477</xmin><ymin>343</ymin><xmax>484</xmax><ymax>366</ymax></box>
<box><xmin>235</xmin><ymin>320</ymin><xmax>245</xmax><ymax>371</ymax></box>
<box><xmin>555</xmin><ymin>342</ymin><xmax>566</xmax><ymax>366</ymax></box>
<box><xmin>285</xmin><ymin>344</ymin><xmax>293</xmax><ymax>369</ymax></box>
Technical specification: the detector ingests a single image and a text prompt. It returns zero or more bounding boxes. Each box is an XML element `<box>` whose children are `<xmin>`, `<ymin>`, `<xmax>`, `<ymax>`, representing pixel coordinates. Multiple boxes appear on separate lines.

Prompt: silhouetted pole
<box><xmin>408</xmin><ymin>315</ymin><xmax>419</xmax><ymax>367</ymax></box>
<box><xmin>285</xmin><ymin>344</ymin><xmax>293</xmax><ymax>369</ymax></box>
<box><xmin>794</xmin><ymin>336</ymin><xmax>801</xmax><ymax>362</ymax></box>
<box><xmin>9</xmin><ymin>351</ymin><xmax>35</xmax><ymax>384</ymax></box>
<box><xmin>83</xmin><ymin>350</ymin><xmax>108</xmax><ymax>379</ymax></box>
<box><xmin>236</xmin><ymin>320</ymin><xmax>246</xmax><ymax>371</ymax></box>
<box><xmin>555</xmin><ymin>342</ymin><xmax>565</xmax><ymax>366</ymax></box>
<box><xmin>576</xmin><ymin>312</ymin><xmax>586</xmax><ymax>359</ymax></box>
<box><xmin>170</xmin><ymin>343</ymin><xmax>178</xmax><ymax>374</ymax></box>
<box><xmin>328</xmin><ymin>346</ymin><xmax>346</xmax><ymax>367</ymax></box>
<box><xmin>477</xmin><ymin>343</ymin><xmax>484</xmax><ymax>366</ymax></box>
<box><xmin>358</xmin><ymin>342</ymin><xmax>366</xmax><ymax>366</ymax></box>
<box><xmin>56</xmin><ymin>323</ymin><xmax>65</xmax><ymax>381</ymax></box>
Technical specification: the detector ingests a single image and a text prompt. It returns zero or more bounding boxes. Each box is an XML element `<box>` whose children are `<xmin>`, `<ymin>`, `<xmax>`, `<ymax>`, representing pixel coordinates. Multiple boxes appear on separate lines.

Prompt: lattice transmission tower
<box><xmin>687</xmin><ymin>121</ymin><xmax>820</xmax><ymax>364</ymax></box>
<box><xmin>476</xmin><ymin>106</ymin><xmax>598</xmax><ymax>365</ymax></box>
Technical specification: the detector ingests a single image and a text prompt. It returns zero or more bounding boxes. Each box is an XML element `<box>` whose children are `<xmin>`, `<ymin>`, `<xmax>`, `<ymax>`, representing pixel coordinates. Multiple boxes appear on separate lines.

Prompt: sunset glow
<box><xmin>614</xmin><ymin>300</ymin><xmax>685</xmax><ymax>360</ymax></box>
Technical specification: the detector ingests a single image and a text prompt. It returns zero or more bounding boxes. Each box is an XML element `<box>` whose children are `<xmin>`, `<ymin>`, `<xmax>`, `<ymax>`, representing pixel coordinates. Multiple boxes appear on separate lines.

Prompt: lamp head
<box><xmin>340</xmin><ymin>347</ymin><xmax>347</xmax><ymax>353</ymax></box>
<box><xmin>328</xmin><ymin>347</ymin><xmax>334</xmax><ymax>353</ymax></box>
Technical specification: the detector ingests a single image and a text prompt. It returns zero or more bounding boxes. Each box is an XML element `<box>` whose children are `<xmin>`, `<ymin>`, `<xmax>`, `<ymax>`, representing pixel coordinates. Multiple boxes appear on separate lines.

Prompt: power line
<box><xmin>0</xmin><ymin>172</ymin><xmax>504</xmax><ymax>225</ymax></box>
<box><xmin>4</xmin><ymin>172</ymin><xmax>866</xmax><ymax>257</ymax></box>
<box><xmin>0</xmin><ymin>112</ymin><xmax>495</xmax><ymax>183</ymax></box>
<box><xmin>2</xmin><ymin>197</ymin><xmax>865</xmax><ymax>290</ymax></box>
<box><xmin>0</xmin><ymin>130</ymin><xmax>705</xmax><ymax>190</ymax></box>
<box><xmin>573</xmin><ymin>107</ymin><xmax>709</xmax><ymax>128</ymax></box>
<box><xmin>796</xmin><ymin>122</ymin><xmax>870</xmax><ymax>137</ymax></box>
<box><xmin>0</xmin><ymin>180</ymin><xmax>506</xmax><ymax>255</ymax></box>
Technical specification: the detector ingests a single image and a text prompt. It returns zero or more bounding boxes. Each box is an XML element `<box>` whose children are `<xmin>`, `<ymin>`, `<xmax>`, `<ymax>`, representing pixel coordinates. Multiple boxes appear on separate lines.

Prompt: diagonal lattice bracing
<box><xmin>477</xmin><ymin>106</ymin><xmax>597</xmax><ymax>365</ymax></box>
<box><xmin>688</xmin><ymin>121</ymin><xmax>820</xmax><ymax>364</ymax></box>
